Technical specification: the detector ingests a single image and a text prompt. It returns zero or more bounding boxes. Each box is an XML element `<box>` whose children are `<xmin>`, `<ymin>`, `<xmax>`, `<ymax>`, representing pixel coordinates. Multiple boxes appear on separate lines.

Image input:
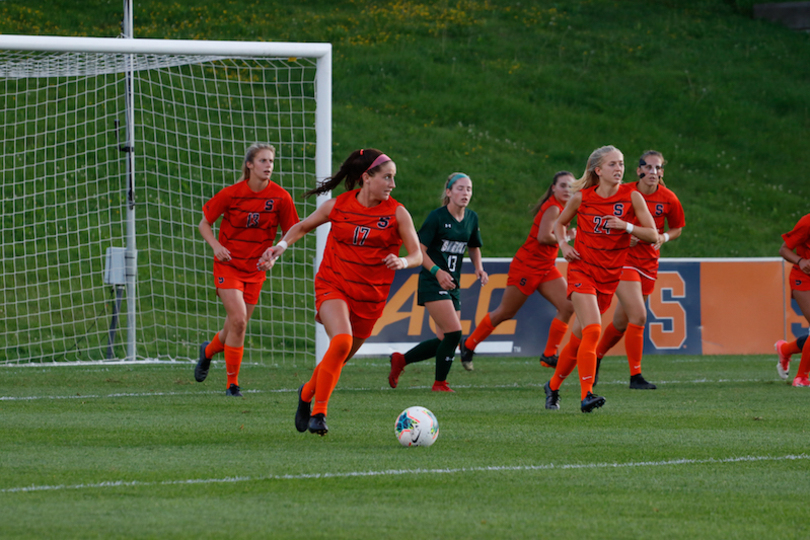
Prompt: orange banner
<box><xmin>359</xmin><ymin>258</ymin><xmax>803</xmax><ymax>357</ymax></box>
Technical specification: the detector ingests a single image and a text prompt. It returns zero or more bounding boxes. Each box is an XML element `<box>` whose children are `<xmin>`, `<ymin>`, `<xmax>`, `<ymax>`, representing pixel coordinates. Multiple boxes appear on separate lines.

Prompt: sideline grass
<box><xmin>1</xmin><ymin>355</ymin><xmax>807</xmax><ymax>539</ymax></box>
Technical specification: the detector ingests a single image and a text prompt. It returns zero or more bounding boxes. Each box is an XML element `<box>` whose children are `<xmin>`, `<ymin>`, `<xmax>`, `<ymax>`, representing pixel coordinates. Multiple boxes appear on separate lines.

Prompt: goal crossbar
<box><xmin>0</xmin><ymin>35</ymin><xmax>332</xmax><ymax>58</ymax></box>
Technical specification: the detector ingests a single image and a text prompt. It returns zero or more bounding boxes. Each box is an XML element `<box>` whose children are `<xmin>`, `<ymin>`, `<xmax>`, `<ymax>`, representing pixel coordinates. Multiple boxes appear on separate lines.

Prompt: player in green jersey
<box><xmin>388</xmin><ymin>172</ymin><xmax>488</xmax><ymax>392</ymax></box>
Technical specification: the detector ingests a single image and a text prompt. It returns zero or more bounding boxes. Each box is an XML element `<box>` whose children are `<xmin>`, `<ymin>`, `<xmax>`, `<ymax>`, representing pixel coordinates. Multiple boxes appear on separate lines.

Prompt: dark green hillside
<box><xmin>2</xmin><ymin>0</ymin><xmax>808</xmax><ymax>257</ymax></box>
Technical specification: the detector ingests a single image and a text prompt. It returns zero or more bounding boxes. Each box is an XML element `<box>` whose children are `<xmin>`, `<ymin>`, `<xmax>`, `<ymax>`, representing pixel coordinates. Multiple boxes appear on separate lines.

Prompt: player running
<box><xmin>262</xmin><ymin>149</ymin><xmax>422</xmax><ymax>435</ymax></box>
<box><xmin>459</xmin><ymin>171</ymin><xmax>575</xmax><ymax>371</ymax></box>
<box><xmin>593</xmin><ymin>150</ymin><xmax>685</xmax><ymax>390</ymax></box>
<box><xmin>543</xmin><ymin>146</ymin><xmax>660</xmax><ymax>412</ymax></box>
<box><xmin>775</xmin><ymin>213</ymin><xmax>810</xmax><ymax>387</ymax></box>
<box><xmin>388</xmin><ymin>172</ymin><xmax>488</xmax><ymax>392</ymax></box>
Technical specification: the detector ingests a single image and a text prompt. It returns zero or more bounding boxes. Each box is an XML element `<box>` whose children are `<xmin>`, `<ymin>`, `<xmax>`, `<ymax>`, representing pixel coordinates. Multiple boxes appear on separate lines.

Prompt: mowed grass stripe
<box><xmin>3</xmin><ymin>453</ymin><xmax>807</xmax><ymax>494</ymax></box>
<box><xmin>0</xmin><ymin>376</ymin><xmax>785</xmax><ymax>401</ymax></box>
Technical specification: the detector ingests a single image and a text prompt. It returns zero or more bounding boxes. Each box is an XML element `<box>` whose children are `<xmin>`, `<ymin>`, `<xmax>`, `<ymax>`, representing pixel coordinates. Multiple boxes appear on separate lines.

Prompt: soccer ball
<box><xmin>395</xmin><ymin>406</ymin><xmax>439</xmax><ymax>447</ymax></box>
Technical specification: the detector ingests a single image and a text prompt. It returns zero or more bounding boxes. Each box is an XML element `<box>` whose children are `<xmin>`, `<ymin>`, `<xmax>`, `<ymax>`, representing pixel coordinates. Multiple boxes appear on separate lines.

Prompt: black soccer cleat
<box><xmin>580</xmin><ymin>392</ymin><xmax>606</xmax><ymax>413</ymax></box>
<box><xmin>295</xmin><ymin>384</ymin><xmax>311</xmax><ymax>433</ymax></box>
<box><xmin>308</xmin><ymin>413</ymin><xmax>328</xmax><ymax>436</ymax></box>
<box><xmin>225</xmin><ymin>383</ymin><xmax>243</xmax><ymax>397</ymax></box>
<box><xmin>540</xmin><ymin>354</ymin><xmax>558</xmax><ymax>368</ymax></box>
<box><xmin>544</xmin><ymin>381</ymin><xmax>561</xmax><ymax>410</ymax></box>
<box><xmin>593</xmin><ymin>357</ymin><xmax>603</xmax><ymax>387</ymax></box>
<box><xmin>194</xmin><ymin>341</ymin><xmax>211</xmax><ymax>382</ymax></box>
<box><xmin>460</xmin><ymin>340</ymin><xmax>474</xmax><ymax>371</ymax></box>
<box><xmin>629</xmin><ymin>373</ymin><xmax>657</xmax><ymax>390</ymax></box>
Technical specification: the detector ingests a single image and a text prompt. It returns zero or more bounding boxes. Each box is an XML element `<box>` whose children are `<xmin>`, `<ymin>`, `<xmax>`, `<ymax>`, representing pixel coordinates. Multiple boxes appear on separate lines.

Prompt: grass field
<box><xmin>1</xmin><ymin>354</ymin><xmax>808</xmax><ymax>539</ymax></box>
<box><xmin>1</xmin><ymin>3</ymin><xmax>808</xmax><ymax>535</ymax></box>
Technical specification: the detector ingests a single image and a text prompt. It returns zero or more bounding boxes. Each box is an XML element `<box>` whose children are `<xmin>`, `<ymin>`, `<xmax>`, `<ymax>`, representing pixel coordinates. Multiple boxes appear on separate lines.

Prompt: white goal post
<box><xmin>0</xmin><ymin>33</ymin><xmax>331</xmax><ymax>365</ymax></box>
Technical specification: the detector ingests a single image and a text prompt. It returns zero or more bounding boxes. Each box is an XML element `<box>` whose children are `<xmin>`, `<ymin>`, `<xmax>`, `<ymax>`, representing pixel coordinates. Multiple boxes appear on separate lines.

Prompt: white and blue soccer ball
<box><xmin>395</xmin><ymin>406</ymin><xmax>439</xmax><ymax>447</ymax></box>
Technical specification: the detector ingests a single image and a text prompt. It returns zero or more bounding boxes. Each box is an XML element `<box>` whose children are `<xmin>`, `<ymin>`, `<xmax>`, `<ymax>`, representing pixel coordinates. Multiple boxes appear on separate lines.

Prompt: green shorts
<box><xmin>417</xmin><ymin>273</ymin><xmax>461</xmax><ymax>310</ymax></box>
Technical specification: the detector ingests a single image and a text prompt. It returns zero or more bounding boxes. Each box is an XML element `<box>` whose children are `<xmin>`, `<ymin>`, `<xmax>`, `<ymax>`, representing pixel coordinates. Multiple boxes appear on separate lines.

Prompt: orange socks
<box><xmin>205</xmin><ymin>332</ymin><xmax>225</xmax><ymax>359</ymax></box>
<box><xmin>465</xmin><ymin>313</ymin><xmax>495</xmax><ymax>352</ymax></box>
<box><xmin>625</xmin><ymin>323</ymin><xmax>645</xmax><ymax>376</ymax></box>
<box><xmin>796</xmin><ymin>342</ymin><xmax>810</xmax><ymax>380</ymax></box>
<box><xmin>543</xmin><ymin>318</ymin><xmax>569</xmax><ymax>357</ymax></box>
<box><xmin>578</xmin><ymin>324</ymin><xmax>602</xmax><ymax>400</ymax></box>
<box><xmin>301</xmin><ymin>363</ymin><xmax>320</xmax><ymax>403</ymax></box>
<box><xmin>224</xmin><ymin>344</ymin><xmax>243</xmax><ymax>388</ymax></box>
<box><xmin>310</xmin><ymin>333</ymin><xmax>353</xmax><ymax>417</ymax></box>
<box><xmin>784</xmin><ymin>339</ymin><xmax>802</xmax><ymax>357</ymax></box>
<box><xmin>595</xmin><ymin>322</ymin><xmax>624</xmax><ymax>360</ymax></box>
<box><xmin>550</xmin><ymin>334</ymin><xmax>581</xmax><ymax>391</ymax></box>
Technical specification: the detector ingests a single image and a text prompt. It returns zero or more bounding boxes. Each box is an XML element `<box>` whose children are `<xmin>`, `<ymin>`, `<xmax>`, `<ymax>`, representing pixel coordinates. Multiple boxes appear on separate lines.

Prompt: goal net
<box><xmin>0</xmin><ymin>37</ymin><xmax>331</xmax><ymax>366</ymax></box>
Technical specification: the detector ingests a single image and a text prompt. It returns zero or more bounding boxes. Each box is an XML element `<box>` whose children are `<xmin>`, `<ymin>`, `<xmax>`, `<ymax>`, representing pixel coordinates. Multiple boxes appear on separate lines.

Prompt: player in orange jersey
<box><xmin>542</xmin><ymin>146</ymin><xmax>660</xmax><ymax>413</ymax></box>
<box><xmin>262</xmin><ymin>149</ymin><xmax>422</xmax><ymax>435</ymax></box>
<box><xmin>593</xmin><ymin>150</ymin><xmax>685</xmax><ymax>390</ymax></box>
<box><xmin>775</xmin><ymin>213</ymin><xmax>810</xmax><ymax>387</ymax></box>
<box><xmin>195</xmin><ymin>143</ymin><xmax>300</xmax><ymax>396</ymax></box>
<box><xmin>459</xmin><ymin>171</ymin><xmax>576</xmax><ymax>371</ymax></box>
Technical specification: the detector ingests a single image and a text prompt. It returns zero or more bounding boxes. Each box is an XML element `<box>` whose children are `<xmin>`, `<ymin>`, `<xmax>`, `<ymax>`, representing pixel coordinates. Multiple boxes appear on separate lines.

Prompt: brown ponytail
<box><xmin>304</xmin><ymin>148</ymin><xmax>390</xmax><ymax>198</ymax></box>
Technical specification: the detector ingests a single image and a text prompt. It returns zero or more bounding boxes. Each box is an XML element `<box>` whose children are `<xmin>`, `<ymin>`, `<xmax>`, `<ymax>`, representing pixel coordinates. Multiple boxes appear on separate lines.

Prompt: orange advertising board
<box><xmin>358</xmin><ymin>258</ymin><xmax>804</xmax><ymax>357</ymax></box>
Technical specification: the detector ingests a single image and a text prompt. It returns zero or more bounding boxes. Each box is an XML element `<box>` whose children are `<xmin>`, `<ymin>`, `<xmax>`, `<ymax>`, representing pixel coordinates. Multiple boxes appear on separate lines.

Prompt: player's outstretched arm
<box><xmin>260</xmin><ymin>199</ymin><xmax>335</xmax><ymax>266</ymax></box>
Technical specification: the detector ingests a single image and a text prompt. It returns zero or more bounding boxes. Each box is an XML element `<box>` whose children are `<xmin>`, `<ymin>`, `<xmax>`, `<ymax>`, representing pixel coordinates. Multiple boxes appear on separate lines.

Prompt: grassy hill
<box><xmin>2</xmin><ymin>0</ymin><xmax>809</xmax><ymax>257</ymax></box>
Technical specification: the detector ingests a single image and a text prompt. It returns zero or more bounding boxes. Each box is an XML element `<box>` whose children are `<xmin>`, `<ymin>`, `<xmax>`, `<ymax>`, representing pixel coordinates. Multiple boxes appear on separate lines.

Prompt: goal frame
<box><xmin>0</xmin><ymin>33</ymin><xmax>332</xmax><ymax>364</ymax></box>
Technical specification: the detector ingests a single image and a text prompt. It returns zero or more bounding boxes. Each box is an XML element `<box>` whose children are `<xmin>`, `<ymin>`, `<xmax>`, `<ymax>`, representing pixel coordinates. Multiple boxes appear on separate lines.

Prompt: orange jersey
<box><xmin>316</xmin><ymin>189</ymin><xmax>404</xmax><ymax>319</ymax></box>
<box><xmin>624</xmin><ymin>183</ymin><xmax>685</xmax><ymax>280</ymax></box>
<box><xmin>783</xmin><ymin>213</ymin><xmax>810</xmax><ymax>291</ymax></box>
<box><xmin>510</xmin><ymin>195</ymin><xmax>565</xmax><ymax>275</ymax></box>
<box><xmin>568</xmin><ymin>183</ymin><xmax>636</xmax><ymax>295</ymax></box>
<box><xmin>203</xmin><ymin>179</ymin><xmax>299</xmax><ymax>281</ymax></box>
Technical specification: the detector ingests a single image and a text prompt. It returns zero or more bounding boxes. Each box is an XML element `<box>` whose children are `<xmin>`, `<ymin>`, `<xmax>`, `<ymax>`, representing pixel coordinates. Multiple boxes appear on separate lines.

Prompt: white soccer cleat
<box><xmin>775</xmin><ymin>340</ymin><xmax>790</xmax><ymax>381</ymax></box>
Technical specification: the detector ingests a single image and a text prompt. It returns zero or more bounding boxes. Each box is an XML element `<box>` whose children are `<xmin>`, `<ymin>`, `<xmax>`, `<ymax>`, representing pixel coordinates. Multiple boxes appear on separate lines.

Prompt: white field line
<box><xmin>2</xmin><ymin>454</ymin><xmax>807</xmax><ymax>494</ymax></box>
<box><xmin>0</xmin><ymin>376</ymin><xmax>784</xmax><ymax>402</ymax></box>
<box><xmin>0</xmin><ymin>355</ymin><xmax>774</xmax><ymax>372</ymax></box>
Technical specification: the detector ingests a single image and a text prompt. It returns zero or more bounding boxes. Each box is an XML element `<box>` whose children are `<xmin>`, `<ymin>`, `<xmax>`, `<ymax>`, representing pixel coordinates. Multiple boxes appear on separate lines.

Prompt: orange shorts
<box><xmin>790</xmin><ymin>266</ymin><xmax>810</xmax><ymax>292</ymax></box>
<box><xmin>315</xmin><ymin>280</ymin><xmax>382</xmax><ymax>340</ymax></box>
<box><xmin>567</xmin><ymin>274</ymin><xmax>614</xmax><ymax>314</ymax></box>
<box><xmin>507</xmin><ymin>265</ymin><xmax>563</xmax><ymax>296</ymax></box>
<box><xmin>215</xmin><ymin>275</ymin><xmax>265</xmax><ymax>305</ymax></box>
<box><xmin>620</xmin><ymin>267</ymin><xmax>655</xmax><ymax>296</ymax></box>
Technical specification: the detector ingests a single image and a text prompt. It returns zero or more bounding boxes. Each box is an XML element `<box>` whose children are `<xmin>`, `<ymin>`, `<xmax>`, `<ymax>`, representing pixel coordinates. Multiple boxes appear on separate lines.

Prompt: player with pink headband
<box><xmin>262</xmin><ymin>148</ymin><xmax>422</xmax><ymax>435</ymax></box>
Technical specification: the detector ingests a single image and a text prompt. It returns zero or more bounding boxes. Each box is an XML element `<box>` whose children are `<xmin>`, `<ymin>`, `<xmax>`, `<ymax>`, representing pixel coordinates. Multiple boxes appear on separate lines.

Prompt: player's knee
<box><xmin>444</xmin><ymin>330</ymin><xmax>462</xmax><ymax>348</ymax></box>
<box><xmin>558</xmin><ymin>304</ymin><xmax>575</xmax><ymax>321</ymax></box>
<box><xmin>629</xmin><ymin>313</ymin><xmax>647</xmax><ymax>327</ymax></box>
<box><xmin>496</xmin><ymin>307</ymin><xmax>518</xmax><ymax>322</ymax></box>
<box><xmin>229</xmin><ymin>317</ymin><xmax>248</xmax><ymax>336</ymax></box>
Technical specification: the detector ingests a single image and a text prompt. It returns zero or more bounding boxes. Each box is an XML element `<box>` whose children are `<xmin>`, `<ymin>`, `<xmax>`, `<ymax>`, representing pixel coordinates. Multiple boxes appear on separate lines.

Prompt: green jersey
<box><xmin>417</xmin><ymin>206</ymin><xmax>483</xmax><ymax>302</ymax></box>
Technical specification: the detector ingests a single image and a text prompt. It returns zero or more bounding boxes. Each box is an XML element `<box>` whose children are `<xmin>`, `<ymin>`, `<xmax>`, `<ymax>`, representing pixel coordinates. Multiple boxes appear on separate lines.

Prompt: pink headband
<box><xmin>364</xmin><ymin>153</ymin><xmax>392</xmax><ymax>174</ymax></box>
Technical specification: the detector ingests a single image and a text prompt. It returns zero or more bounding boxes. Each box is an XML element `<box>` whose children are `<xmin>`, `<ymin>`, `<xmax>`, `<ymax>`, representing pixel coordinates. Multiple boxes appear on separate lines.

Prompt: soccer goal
<box><xmin>0</xmin><ymin>33</ymin><xmax>331</xmax><ymax>366</ymax></box>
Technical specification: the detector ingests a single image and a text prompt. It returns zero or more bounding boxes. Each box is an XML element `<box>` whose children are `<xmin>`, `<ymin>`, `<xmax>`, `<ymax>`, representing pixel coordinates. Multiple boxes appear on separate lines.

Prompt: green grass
<box><xmin>1</xmin><ymin>4</ymin><xmax>807</xmax><ymax>536</ymax></box>
<box><xmin>1</xmin><ymin>0</ymin><xmax>809</xmax><ymax>258</ymax></box>
<box><xmin>1</xmin><ymin>355</ymin><xmax>808</xmax><ymax>538</ymax></box>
